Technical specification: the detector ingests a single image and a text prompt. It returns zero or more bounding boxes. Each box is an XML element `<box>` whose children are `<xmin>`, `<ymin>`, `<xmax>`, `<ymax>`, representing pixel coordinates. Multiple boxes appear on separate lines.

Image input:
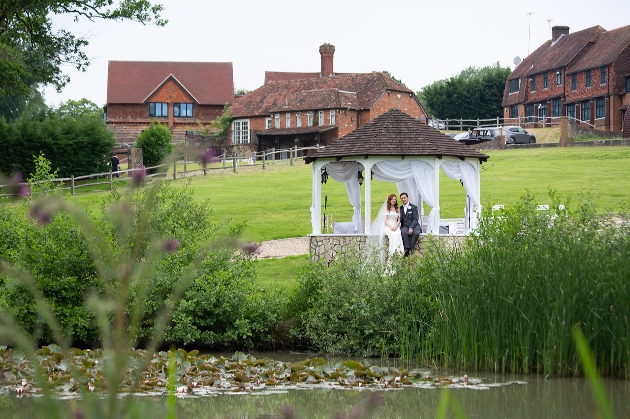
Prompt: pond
<box><xmin>3</xmin><ymin>372</ymin><xmax>629</xmax><ymax>418</ymax></box>
<box><xmin>0</xmin><ymin>353</ymin><xmax>630</xmax><ymax>419</ymax></box>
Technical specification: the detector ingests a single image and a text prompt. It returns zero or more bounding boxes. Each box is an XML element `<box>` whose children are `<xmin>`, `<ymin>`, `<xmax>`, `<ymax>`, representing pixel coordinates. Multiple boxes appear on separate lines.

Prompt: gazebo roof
<box><xmin>304</xmin><ymin>108</ymin><xmax>489</xmax><ymax>163</ymax></box>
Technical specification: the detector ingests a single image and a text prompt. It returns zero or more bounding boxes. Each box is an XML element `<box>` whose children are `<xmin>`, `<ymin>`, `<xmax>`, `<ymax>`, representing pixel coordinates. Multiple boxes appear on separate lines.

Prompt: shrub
<box><xmin>135</xmin><ymin>120</ymin><xmax>173</xmax><ymax>168</ymax></box>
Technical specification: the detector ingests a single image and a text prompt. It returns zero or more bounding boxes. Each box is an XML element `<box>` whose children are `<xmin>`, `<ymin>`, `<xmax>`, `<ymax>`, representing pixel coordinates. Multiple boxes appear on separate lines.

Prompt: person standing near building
<box><xmin>110</xmin><ymin>153</ymin><xmax>120</xmax><ymax>177</ymax></box>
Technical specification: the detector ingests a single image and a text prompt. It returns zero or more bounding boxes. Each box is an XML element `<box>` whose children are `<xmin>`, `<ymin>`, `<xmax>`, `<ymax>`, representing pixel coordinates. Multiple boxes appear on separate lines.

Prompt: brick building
<box><xmin>230</xmin><ymin>44</ymin><xmax>428</xmax><ymax>153</ymax></box>
<box><xmin>105</xmin><ymin>61</ymin><xmax>234</xmax><ymax>143</ymax></box>
<box><xmin>503</xmin><ymin>25</ymin><xmax>630</xmax><ymax>136</ymax></box>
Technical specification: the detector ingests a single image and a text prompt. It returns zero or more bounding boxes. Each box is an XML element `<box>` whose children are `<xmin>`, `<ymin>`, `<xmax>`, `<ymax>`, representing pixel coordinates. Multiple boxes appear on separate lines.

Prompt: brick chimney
<box><xmin>552</xmin><ymin>26</ymin><xmax>570</xmax><ymax>42</ymax></box>
<box><xmin>319</xmin><ymin>43</ymin><xmax>335</xmax><ymax>77</ymax></box>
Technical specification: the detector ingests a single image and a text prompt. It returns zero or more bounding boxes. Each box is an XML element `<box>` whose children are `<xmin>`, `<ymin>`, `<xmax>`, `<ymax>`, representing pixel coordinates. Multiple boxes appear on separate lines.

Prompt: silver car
<box><xmin>503</xmin><ymin>126</ymin><xmax>536</xmax><ymax>144</ymax></box>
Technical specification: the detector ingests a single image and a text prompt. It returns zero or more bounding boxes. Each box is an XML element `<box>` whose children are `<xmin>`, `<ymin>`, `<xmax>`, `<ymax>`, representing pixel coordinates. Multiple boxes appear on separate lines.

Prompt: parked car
<box><xmin>428</xmin><ymin>119</ymin><xmax>446</xmax><ymax>130</ymax></box>
<box><xmin>503</xmin><ymin>126</ymin><xmax>536</xmax><ymax>144</ymax></box>
<box><xmin>454</xmin><ymin>127</ymin><xmax>496</xmax><ymax>145</ymax></box>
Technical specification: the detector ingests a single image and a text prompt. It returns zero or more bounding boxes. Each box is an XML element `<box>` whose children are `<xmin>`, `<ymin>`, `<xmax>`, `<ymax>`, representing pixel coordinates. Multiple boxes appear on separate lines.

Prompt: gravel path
<box><xmin>255</xmin><ymin>237</ymin><xmax>309</xmax><ymax>259</ymax></box>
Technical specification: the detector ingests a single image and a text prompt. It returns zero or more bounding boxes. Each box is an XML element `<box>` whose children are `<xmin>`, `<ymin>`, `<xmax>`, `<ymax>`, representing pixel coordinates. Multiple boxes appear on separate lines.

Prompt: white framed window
<box><xmin>318</xmin><ymin>110</ymin><xmax>324</xmax><ymax>126</ymax></box>
<box><xmin>286</xmin><ymin>113</ymin><xmax>290</xmax><ymax>128</ymax></box>
<box><xmin>330</xmin><ymin>110</ymin><xmax>335</xmax><ymax>125</ymax></box>
<box><xmin>296</xmin><ymin>112</ymin><xmax>302</xmax><ymax>127</ymax></box>
<box><xmin>307</xmin><ymin>111</ymin><xmax>313</xmax><ymax>126</ymax></box>
<box><xmin>232</xmin><ymin>119</ymin><xmax>250</xmax><ymax>144</ymax></box>
<box><xmin>274</xmin><ymin>113</ymin><xmax>280</xmax><ymax>128</ymax></box>
<box><xmin>265</xmin><ymin>118</ymin><xmax>272</xmax><ymax>129</ymax></box>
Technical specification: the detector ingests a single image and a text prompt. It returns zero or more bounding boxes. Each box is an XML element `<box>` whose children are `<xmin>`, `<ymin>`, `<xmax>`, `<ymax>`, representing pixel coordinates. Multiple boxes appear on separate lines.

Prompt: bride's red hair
<box><xmin>387</xmin><ymin>194</ymin><xmax>399</xmax><ymax>212</ymax></box>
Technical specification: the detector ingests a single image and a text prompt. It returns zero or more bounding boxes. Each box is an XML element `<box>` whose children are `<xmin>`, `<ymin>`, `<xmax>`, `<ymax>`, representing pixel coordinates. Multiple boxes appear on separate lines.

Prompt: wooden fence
<box><xmin>1</xmin><ymin>145</ymin><xmax>320</xmax><ymax>197</ymax></box>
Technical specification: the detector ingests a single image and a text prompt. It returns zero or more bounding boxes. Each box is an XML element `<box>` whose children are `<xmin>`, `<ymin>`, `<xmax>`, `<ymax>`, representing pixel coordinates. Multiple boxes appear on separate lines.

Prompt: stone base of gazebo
<box><xmin>309</xmin><ymin>234</ymin><xmax>466</xmax><ymax>264</ymax></box>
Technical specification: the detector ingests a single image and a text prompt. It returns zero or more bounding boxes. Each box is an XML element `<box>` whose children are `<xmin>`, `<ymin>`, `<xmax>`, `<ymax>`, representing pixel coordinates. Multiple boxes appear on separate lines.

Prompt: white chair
<box><xmin>536</xmin><ymin>204</ymin><xmax>550</xmax><ymax>211</ymax></box>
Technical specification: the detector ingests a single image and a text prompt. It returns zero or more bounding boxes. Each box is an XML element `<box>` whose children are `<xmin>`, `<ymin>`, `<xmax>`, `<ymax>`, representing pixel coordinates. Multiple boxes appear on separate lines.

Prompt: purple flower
<box><xmin>162</xmin><ymin>238</ymin><xmax>180</xmax><ymax>253</ymax></box>
<box><xmin>280</xmin><ymin>405</ymin><xmax>295</xmax><ymax>419</ymax></box>
<box><xmin>28</xmin><ymin>201</ymin><xmax>53</xmax><ymax>226</ymax></box>
<box><xmin>241</xmin><ymin>242</ymin><xmax>261</xmax><ymax>255</ymax></box>
<box><xmin>5</xmin><ymin>172</ymin><xmax>30</xmax><ymax>199</ymax></box>
<box><xmin>131</xmin><ymin>166</ymin><xmax>147</xmax><ymax>187</ymax></box>
<box><xmin>199</xmin><ymin>148</ymin><xmax>219</xmax><ymax>169</ymax></box>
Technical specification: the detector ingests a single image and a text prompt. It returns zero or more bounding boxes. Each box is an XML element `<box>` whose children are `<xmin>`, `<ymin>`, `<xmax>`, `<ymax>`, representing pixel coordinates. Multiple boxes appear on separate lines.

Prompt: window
<box><xmin>600</xmin><ymin>66</ymin><xmax>607</xmax><ymax>84</ymax></box>
<box><xmin>580</xmin><ymin>101</ymin><xmax>590</xmax><ymax>121</ymax></box>
<box><xmin>530</xmin><ymin>77</ymin><xmax>536</xmax><ymax>92</ymax></box>
<box><xmin>539</xmin><ymin>103</ymin><xmax>547</xmax><ymax>119</ymax></box>
<box><xmin>330</xmin><ymin>110</ymin><xmax>336</xmax><ymax>125</ymax></box>
<box><xmin>543</xmin><ymin>72</ymin><xmax>548</xmax><ymax>89</ymax></box>
<box><xmin>552</xmin><ymin>99</ymin><xmax>561</xmax><ymax>117</ymax></box>
<box><xmin>595</xmin><ymin>98</ymin><xmax>605</xmax><ymax>119</ymax></box>
<box><xmin>525</xmin><ymin>105</ymin><xmax>534</xmax><ymax>122</ymax></box>
<box><xmin>307</xmin><ymin>111</ymin><xmax>313</xmax><ymax>126</ymax></box>
<box><xmin>567</xmin><ymin>104</ymin><xmax>576</xmax><ymax>119</ymax></box>
<box><xmin>509</xmin><ymin>104</ymin><xmax>518</xmax><ymax>118</ymax></box>
<box><xmin>285</xmin><ymin>113</ymin><xmax>290</xmax><ymax>128</ymax></box>
<box><xmin>626</xmin><ymin>77</ymin><xmax>630</xmax><ymax>93</ymax></box>
<box><xmin>556</xmin><ymin>70</ymin><xmax>562</xmax><ymax>86</ymax></box>
<box><xmin>265</xmin><ymin>118</ymin><xmax>272</xmax><ymax>129</ymax></box>
<box><xmin>274</xmin><ymin>113</ymin><xmax>280</xmax><ymax>128</ymax></box>
<box><xmin>296</xmin><ymin>112</ymin><xmax>302</xmax><ymax>127</ymax></box>
<box><xmin>173</xmin><ymin>103</ymin><xmax>192</xmax><ymax>118</ymax></box>
<box><xmin>149</xmin><ymin>102</ymin><xmax>168</xmax><ymax>117</ymax></box>
<box><xmin>585</xmin><ymin>69</ymin><xmax>592</xmax><ymax>88</ymax></box>
<box><xmin>571</xmin><ymin>74</ymin><xmax>577</xmax><ymax>91</ymax></box>
<box><xmin>232</xmin><ymin>120</ymin><xmax>250</xmax><ymax>144</ymax></box>
<box><xmin>318</xmin><ymin>110</ymin><xmax>324</xmax><ymax>126</ymax></box>
<box><xmin>509</xmin><ymin>78</ymin><xmax>520</xmax><ymax>93</ymax></box>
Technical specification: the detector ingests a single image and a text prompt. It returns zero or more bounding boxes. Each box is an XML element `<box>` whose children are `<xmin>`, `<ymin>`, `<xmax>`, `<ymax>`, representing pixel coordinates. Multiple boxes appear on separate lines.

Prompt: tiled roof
<box><xmin>524</xmin><ymin>26</ymin><xmax>605</xmax><ymax>76</ymax></box>
<box><xmin>232</xmin><ymin>72</ymin><xmax>413</xmax><ymax>118</ymax></box>
<box><xmin>304</xmin><ymin>109</ymin><xmax>489</xmax><ymax>163</ymax></box>
<box><xmin>265</xmin><ymin>71</ymin><xmax>351</xmax><ymax>83</ymax></box>
<box><xmin>258</xmin><ymin>126</ymin><xmax>338</xmax><ymax>136</ymax></box>
<box><xmin>107</xmin><ymin>61</ymin><xmax>234</xmax><ymax>105</ymax></box>
<box><xmin>567</xmin><ymin>25</ymin><xmax>630</xmax><ymax>73</ymax></box>
<box><xmin>268</xmin><ymin>89</ymin><xmax>360</xmax><ymax>113</ymax></box>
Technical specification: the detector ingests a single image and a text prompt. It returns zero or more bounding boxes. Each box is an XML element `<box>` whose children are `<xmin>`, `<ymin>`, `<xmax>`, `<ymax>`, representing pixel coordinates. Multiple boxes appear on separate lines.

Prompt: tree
<box><xmin>211</xmin><ymin>104</ymin><xmax>232</xmax><ymax>145</ymax></box>
<box><xmin>0</xmin><ymin>1</ymin><xmax>166</xmax><ymax>101</ymax></box>
<box><xmin>57</xmin><ymin>98</ymin><xmax>102</xmax><ymax>118</ymax></box>
<box><xmin>417</xmin><ymin>63</ymin><xmax>511</xmax><ymax>120</ymax></box>
<box><xmin>135</xmin><ymin>120</ymin><xmax>173</xmax><ymax>168</ymax></box>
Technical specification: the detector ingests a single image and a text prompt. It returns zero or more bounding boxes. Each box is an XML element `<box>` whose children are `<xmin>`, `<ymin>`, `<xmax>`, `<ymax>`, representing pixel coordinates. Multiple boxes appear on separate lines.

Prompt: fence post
<box><xmin>290</xmin><ymin>147</ymin><xmax>294</xmax><ymax>166</ymax></box>
<box><xmin>71</xmin><ymin>175</ymin><xmax>75</xmax><ymax>196</ymax></box>
<box><xmin>262</xmin><ymin>151</ymin><xmax>266</xmax><ymax>169</ymax></box>
<box><xmin>459</xmin><ymin>119</ymin><xmax>463</xmax><ymax>131</ymax></box>
<box><xmin>184</xmin><ymin>152</ymin><xmax>187</xmax><ymax>177</ymax></box>
<box><xmin>223</xmin><ymin>152</ymin><xmax>226</xmax><ymax>170</ymax></box>
<box><xmin>232</xmin><ymin>154</ymin><xmax>237</xmax><ymax>173</ymax></box>
<box><xmin>271</xmin><ymin>147</ymin><xmax>275</xmax><ymax>161</ymax></box>
<box><xmin>109</xmin><ymin>170</ymin><xmax>113</xmax><ymax>191</ymax></box>
<box><xmin>173</xmin><ymin>158</ymin><xmax>177</xmax><ymax>180</ymax></box>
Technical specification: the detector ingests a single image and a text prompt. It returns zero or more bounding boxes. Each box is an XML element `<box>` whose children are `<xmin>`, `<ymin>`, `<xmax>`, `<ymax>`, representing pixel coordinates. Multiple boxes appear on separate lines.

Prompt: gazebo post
<box><xmin>363</xmin><ymin>160</ymin><xmax>374</xmax><ymax>234</ymax></box>
<box><xmin>432</xmin><ymin>161</ymin><xmax>441</xmax><ymax>234</ymax></box>
<box><xmin>311</xmin><ymin>161</ymin><xmax>324</xmax><ymax>234</ymax></box>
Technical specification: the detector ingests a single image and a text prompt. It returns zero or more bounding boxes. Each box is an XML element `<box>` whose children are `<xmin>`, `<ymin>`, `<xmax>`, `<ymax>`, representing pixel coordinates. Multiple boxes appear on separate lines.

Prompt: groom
<box><xmin>399</xmin><ymin>192</ymin><xmax>421</xmax><ymax>256</ymax></box>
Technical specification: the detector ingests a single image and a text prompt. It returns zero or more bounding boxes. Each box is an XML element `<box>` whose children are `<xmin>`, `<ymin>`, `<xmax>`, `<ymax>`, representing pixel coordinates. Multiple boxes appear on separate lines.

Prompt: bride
<box><xmin>381</xmin><ymin>194</ymin><xmax>404</xmax><ymax>255</ymax></box>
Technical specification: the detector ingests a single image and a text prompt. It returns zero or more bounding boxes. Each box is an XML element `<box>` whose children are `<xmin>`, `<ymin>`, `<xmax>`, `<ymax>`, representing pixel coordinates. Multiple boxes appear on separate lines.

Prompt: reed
<box><xmin>398</xmin><ymin>193</ymin><xmax>630</xmax><ymax>377</ymax></box>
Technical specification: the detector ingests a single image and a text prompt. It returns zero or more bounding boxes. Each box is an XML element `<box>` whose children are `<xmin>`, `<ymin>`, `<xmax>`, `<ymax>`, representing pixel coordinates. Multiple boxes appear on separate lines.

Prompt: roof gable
<box><xmin>567</xmin><ymin>24</ymin><xmax>630</xmax><ymax>72</ymax></box>
<box><xmin>305</xmin><ymin>108</ymin><xmax>489</xmax><ymax>163</ymax></box>
<box><xmin>144</xmin><ymin>75</ymin><xmax>199</xmax><ymax>104</ymax></box>
<box><xmin>107</xmin><ymin>61</ymin><xmax>234</xmax><ymax>105</ymax></box>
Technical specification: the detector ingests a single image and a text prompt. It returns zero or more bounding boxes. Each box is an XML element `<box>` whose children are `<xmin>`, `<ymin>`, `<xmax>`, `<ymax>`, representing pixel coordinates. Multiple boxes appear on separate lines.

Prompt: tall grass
<box><xmin>401</xmin><ymin>193</ymin><xmax>630</xmax><ymax>377</ymax></box>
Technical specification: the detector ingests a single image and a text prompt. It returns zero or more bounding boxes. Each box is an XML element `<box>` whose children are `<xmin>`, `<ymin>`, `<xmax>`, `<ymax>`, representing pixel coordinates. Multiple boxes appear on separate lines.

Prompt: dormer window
<box><xmin>509</xmin><ymin>78</ymin><xmax>520</xmax><ymax>93</ymax></box>
<box><xmin>274</xmin><ymin>113</ymin><xmax>280</xmax><ymax>128</ymax></box>
<box><xmin>330</xmin><ymin>110</ymin><xmax>336</xmax><ymax>125</ymax></box>
<box><xmin>318</xmin><ymin>110</ymin><xmax>324</xmax><ymax>126</ymax></box>
<box><xmin>585</xmin><ymin>69</ymin><xmax>592</xmax><ymax>88</ymax></box>
<box><xmin>286</xmin><ymin>113</ymin><xmax>290</xmax><ymax>128</ymax></box>
<box><xmin>307</xmin><ymin>111</ymin><xmax>313</xmax><ymax>126</ymax></box>
<box><xmin>296</xmin><ymin>112</ymin><xmax>302</xmax><ymax>127</ymax></box>
<box><xmin>556</xmin><ymin>70</ymin><xmax>562</xmax><ymax>86</ymax></box>
<box><xmin>600</xmin><ymin>66</ymin><xmax>607</xmax><ymax>85</ymax></box>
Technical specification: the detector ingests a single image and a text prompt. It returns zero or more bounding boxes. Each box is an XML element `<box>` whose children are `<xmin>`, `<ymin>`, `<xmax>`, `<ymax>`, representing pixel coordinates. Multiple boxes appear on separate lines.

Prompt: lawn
<box><xmin>68</xmin><ymin>146</ymin><xmax>630</xmax><ymax>243</ymax></box>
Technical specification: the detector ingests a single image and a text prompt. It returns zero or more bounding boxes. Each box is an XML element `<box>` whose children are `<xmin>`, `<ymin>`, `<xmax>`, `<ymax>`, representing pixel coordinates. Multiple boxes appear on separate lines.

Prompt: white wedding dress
<box><xmin>383</xmin><ymin>211</ymin><xmax>404</xmax><ymax>255</ymax></box>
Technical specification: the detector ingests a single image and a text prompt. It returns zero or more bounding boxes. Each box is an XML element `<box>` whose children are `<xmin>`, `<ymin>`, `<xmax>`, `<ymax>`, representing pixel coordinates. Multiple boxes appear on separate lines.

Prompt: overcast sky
<box><xmin>43</xmin><ymin>0</ymin><xmax>630</xmax><ymax>107</ymax></box>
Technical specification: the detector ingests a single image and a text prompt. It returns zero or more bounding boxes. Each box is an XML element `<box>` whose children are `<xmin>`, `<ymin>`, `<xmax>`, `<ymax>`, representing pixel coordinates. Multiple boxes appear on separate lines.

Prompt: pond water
<box><xmin>3</xmin><ymin>373</ymin><xmax>629</xmax><ymax>419</ymax></box>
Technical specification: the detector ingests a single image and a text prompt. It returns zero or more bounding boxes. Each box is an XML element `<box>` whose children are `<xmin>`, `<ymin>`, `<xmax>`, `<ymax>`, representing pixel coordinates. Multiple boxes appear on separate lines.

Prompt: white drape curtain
<box><xmin>324</xmin><ymin>161</ymin><xmax>363</xmax><ymax>233</ymax></box>
<box><xmin>440</xmin><ymin>160</ymin><xmax>481</xmax><ymax>231</ymax></box>
<box><xmin>371</xmin><ymin>160</ymin><xmax>439</xmax><ymax>234</ymax></box>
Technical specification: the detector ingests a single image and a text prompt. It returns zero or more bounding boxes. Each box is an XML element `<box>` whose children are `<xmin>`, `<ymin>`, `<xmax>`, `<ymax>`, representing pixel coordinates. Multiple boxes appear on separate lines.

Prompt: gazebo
<box><xmin>304</xmin><ymin>108</ymin><xmax>490</xmax><ymax>261</ymax></box>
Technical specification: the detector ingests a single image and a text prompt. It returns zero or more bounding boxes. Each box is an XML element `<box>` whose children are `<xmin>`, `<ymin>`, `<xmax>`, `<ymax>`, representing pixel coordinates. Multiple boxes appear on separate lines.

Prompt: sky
<box><xmin>43</xmin><ymin>0</ymin><xmax>630</xmax><ymax>108</ymax></box>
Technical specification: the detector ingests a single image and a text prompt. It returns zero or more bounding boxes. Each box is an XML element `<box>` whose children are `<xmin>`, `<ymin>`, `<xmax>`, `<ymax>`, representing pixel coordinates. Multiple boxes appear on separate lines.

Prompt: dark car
<box><xmin>454</xmin><ymin>127</ymin><xmax>497</xmax><ymax>145</ymax></box>
<box><xmin>503</xmin><ymin>126</ymin><xmax>536</xmax><ymax>144</ymax></box>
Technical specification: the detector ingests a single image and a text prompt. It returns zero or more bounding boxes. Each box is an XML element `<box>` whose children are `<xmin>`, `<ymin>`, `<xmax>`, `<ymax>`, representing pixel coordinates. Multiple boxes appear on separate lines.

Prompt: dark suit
<box><xmin>400</xmin><ymin>203</ymin><xmax>422</xmax><ymax>255</ymax></box>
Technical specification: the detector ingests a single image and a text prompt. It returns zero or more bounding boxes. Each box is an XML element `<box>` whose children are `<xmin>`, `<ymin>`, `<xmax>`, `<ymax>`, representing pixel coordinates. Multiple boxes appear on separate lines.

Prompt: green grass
<box><xmin>68</xmin><ymin>147</ymin><xmax>630</xmax><ymax>243</ymax></box>
<box><xmin>253</xmin><ymin>254</ymin><xmax>309</xmax><ymax>290</ymax></box>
